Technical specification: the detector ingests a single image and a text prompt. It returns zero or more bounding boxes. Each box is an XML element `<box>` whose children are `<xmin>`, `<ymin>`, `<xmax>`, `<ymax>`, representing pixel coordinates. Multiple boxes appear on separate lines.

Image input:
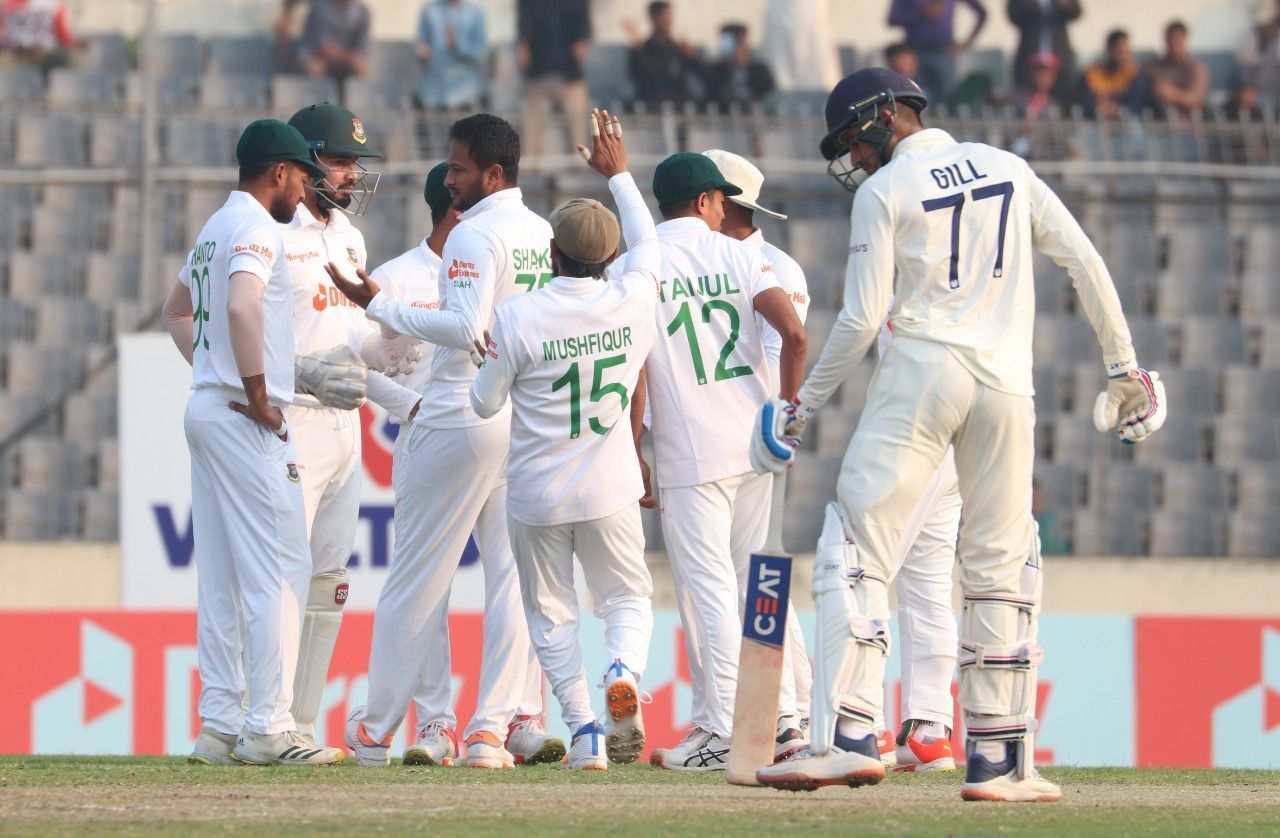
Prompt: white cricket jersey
<box><xmin>281</xmin><ymin>204</ymin><xmax>370</xmax><ymax>409</ymax></box>
<box><xmin>747</xmin><ymin>231</ymin><xmax>809</xmax><ymax>391</ymax></box>
<box><xmin>644</xmin><ymin>218</ymin><xmax>780</xmax><ymax>489</ymax></box>
<box><xmin>366</xmin><ymin>188</ymin><xmax>553</xmax><ymax>429</ymax></box>
<box><xmin>369</xmin><ymin>237</ymin><xmax>442</xmax><ymax>414</ymax></box>
<box><xmin>469</xmin><ymin>172</ymin><xmax>660</xmax><ymax>526</ymax></box>
<box><xmin>799</xmin><ymin>128</ymin><xmax>1135</xmax><ymax>409</ymax></box>
<box><xmin>180</xmin><ymin>190</ymin><xmax>295</xmax><ymax>406</ymax></box>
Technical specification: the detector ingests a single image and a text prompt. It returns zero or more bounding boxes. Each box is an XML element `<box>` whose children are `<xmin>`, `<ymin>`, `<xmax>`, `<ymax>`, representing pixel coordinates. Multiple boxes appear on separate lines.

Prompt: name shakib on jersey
<box><xmin>657</xmin><ymin>273</ymin><xmax>741</xmax><ymax>303</ymax></box>
<box><xmin>542</xmin><ymin>327</ymin><xmax>633</xmax><ymax>361</ymax></box>
<box><xmin>513</xmin><ymin>247</ymin><xmax>551</xmax><ymax>271</ymax></box>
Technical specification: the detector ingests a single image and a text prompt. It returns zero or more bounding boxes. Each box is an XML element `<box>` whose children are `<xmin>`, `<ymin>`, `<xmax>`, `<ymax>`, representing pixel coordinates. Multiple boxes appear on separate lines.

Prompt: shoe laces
<box><xmin>417</xmin><ymin>721</ymin><xmax>454</xmax><ymax>744</ymax></box>
<box><xmin>512</xmin><ymin>714</ymin><xmax>547</xmax><ymax>735</ymax></box>
<box><xmin>678</xmin><ymin>726</ymin><xmax>713</xmax><ymax>749</ymax></box>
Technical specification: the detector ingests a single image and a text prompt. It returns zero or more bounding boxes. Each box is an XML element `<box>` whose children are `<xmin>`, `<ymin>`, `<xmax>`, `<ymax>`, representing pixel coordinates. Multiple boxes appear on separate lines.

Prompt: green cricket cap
<box><xmin>236</xmin><ymin>119</ymin><xmax>325</xmax><ymax>178</ymax></box>
<box><xmin>424</xmin><ymin>162</ymin><xmax>452</xmax><ymax>213</ymax></box>
<box><xmin>288</xmin><ymin>102</ymin><xmax>383</xmax><ymax>159</ymax></box>
<box><xmin>653</xmin><ymin>151</ymin><xmax>743</xmax><ymax>205</ymax></box>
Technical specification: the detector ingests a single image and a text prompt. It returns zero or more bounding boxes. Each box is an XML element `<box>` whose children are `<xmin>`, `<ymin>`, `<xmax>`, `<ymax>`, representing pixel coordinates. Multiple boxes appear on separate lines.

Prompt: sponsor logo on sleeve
<box><xmin>234</xmin><ymin>242</ymin><xmax>275</xmax><ymax>261</ymax></box>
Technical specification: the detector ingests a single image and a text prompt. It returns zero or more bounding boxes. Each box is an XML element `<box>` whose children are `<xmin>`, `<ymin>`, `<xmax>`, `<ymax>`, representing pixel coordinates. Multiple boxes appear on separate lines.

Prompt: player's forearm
<box><xmin>777</xmin><ymin>328</ymin><xmax>807</xmax><ymax>403</ymax></box>
<box><xmin>796</xmin><ymin>312</ymin><xmax>878</xmax><ymax>410</ymax></box>
<box><xmin>227</xmin><ymin>272</ymin><xmax>266</xmax><ymax>382</ymax></box>
<box><xmin>366</xmin><ymin>371</ymin><xmax>420</xmax><ymax>421</ymax></box>
<box><xmin>366</xmin><ymin>293</ymin><xmax>474</xmax><ymax>350</ymax></box>
<box><xmin>162</xmin><ymin>280</ymin><xmax>195</xmax><ymax>366</ymax></box>
<box><xmin>631</xmin><ymin>367</ymin><xmax>648</xmax><ymax>449</ymax></box>
<box><xmin>468</xmin><ymin>363</ymin><xmax>509</xmax><ymax>418</ymax></box>
<box><xmin>610</xmin><ymin>172</ymin><xmax>660</xmax><ymax>277</ymax></box>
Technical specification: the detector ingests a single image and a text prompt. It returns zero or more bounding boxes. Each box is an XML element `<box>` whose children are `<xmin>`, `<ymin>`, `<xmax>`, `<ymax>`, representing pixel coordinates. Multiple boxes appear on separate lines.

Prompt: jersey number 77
<box><xmin>922</xmin><ymin>181</ymin><xmax>1014</xmax><ymax>289</ymax></box>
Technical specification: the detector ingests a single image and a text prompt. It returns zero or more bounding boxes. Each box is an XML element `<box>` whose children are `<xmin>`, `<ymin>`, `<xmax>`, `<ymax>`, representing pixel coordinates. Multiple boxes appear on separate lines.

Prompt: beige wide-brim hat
<box><xmin>701</xmin><ymin>148</ymin><xmax>788</xmax><ymax>220</ymax></box>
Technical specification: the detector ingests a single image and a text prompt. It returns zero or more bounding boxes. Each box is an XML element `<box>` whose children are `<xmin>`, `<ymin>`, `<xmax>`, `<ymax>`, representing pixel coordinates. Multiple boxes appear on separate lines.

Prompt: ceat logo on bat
<box><xmin>742</xmin><ymin>554</ymin><xmax>792</xmax><ymax>648</ymax></box>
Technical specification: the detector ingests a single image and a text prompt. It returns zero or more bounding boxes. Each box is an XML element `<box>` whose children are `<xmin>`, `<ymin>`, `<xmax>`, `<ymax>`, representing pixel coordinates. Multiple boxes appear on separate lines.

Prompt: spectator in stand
<box><xmin>1239</xmin><ymin>0</ymin><xmax>1280</xmax><ymax>108</ymax></box>
<box><xmin>1032</xmin><ymin>479</ymin><xmax>1069</xmax><ymax>555</ymax></box>
<box><xmin>279</xmin><ymin>0</ymin><xmax>370</xmax><ymax>81</ymax></box>
<box><xmin>704</xmin><ymin>22</ymin><xmax>774</xmax><ymax>111</ymax></box>
<box><xmin>887</xmin><ymin>0</ymin><xmax>988</xmax><ymax>102</ymax></box>
<box><xmin>517</xmin><ymin>0</ymin><xmax>591</xmax><ymax>157</ymax></box>
<box><xmin>1016</xmin><ymin>50</ymin><xmax>1063</xmax><ymax>117</ymax></box>
<box><xmin>1007</xmin><ymin>0</ymin><xmax>1081</xmax><ymax>102</ymax></box>
<box><xmin>415</xmin><ymin>0</ymin><xmax>487</xmax><ymax>110</ymax></box>
<box><xmin>1082</xmin><ymin>29</ymin><xmax>1139</xmax><ymax>118</ymax></box>
<box><xmin>1143</xmin><ymin>20</ymin><xmax>1209</xmax><ymax>122</ymax></box>
<box><xmin>0</xmin><ymin>0</ymin><xmax>84</xmax><ymax>71</ymax></box>
<box><xmin>761</xmin><ymin>0</ymin><xmax>840</xmax><ymax>92</ymax></box>
<box><xmin>625</xmin><ymin>1</ymin><xmax>703</xmax><ymax>109</ymax></box>
<box><xmin>885</xmin><ymin>42</ymin><xmax>921</xmax><ymax>84</ymax></box>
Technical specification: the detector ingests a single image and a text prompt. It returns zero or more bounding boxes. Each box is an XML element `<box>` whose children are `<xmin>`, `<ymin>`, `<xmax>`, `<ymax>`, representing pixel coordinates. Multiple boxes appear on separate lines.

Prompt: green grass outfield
<box><xmin>1</xmin><ymin>757</ymin><xmax>1277</xmax><ymax>835</ymax></box>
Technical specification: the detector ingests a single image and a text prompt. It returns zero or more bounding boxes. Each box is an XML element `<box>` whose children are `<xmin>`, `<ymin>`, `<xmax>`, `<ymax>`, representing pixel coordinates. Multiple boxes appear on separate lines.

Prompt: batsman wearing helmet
<box><xmin>280</xmin><ymin>102</ymin><xmax>424</xmax><ymax>743</ymax></box>
<box><xmin>753</xmin><ymin>68</ymin><xmax>1167</xmax><ymax>800</ymax></box>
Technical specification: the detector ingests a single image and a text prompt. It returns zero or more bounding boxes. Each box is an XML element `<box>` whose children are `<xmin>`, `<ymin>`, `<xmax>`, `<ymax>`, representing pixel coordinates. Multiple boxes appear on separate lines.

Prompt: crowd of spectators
<box><xmin>3</xmin><ymin>0</ymin><xmax>1278</xmax><ymax>123</ymax></box>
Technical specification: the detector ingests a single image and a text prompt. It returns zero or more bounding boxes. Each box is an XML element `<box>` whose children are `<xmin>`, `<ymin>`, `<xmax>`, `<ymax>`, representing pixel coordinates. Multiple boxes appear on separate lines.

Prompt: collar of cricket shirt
<box><xmin>891</xmin><ymin>128</ymin><xmax>958</xmax><ymax>160</ymax></box>
<box><xmin>289</xmin><ymin>201</ymin><xmax>352</xmax><ymax>232</ymax></box>
<box><xmin>744</xmin><ymin>228</ymin><xmax>766</xmax><ymax>249</ymax></box>
<box><xmin>459</xmin><ymin>187</ymin><xmax>523</xmax><ymax>221</ymax></box>
<box><xmin>655</xmin><ymin>217</ymin><xmax>711</xmax><ymax>237</ymax></box>
<box><xmin>549</xmin><ymin>274</ymin><xmax>603</xmax><ymax>294</ymax></box>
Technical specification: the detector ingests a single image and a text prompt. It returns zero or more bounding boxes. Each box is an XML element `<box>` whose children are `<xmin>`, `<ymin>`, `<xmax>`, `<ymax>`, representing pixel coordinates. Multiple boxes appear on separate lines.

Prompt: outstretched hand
<box><xmin>576</xmin><ymin>108</ymin><xmax>628</xmax><ymax>178</ymax></box>
<box><xmin>324</xmin><ymin>263</ymin><xmax>381</xmax><ymax>310</ymax></box>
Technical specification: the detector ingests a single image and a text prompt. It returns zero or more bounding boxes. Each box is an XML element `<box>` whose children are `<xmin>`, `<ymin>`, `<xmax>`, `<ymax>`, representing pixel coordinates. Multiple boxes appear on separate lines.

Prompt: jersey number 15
<box><xmin>550</xmin><ymin>354</ymin><xmax>629</xmax><ymax>439</ymax></box>
<box><xmin>922</xmin><ymin>180</ymin><xmax>1014</xmax><ymax>289</ymax></box>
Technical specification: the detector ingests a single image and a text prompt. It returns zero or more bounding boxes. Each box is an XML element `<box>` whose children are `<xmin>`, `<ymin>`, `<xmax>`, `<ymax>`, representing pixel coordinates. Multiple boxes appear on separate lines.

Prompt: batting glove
<box><xmin>295</xmin><ymin>344</ymin><xmax>368</xmax><ymax>410</ymax></box>
<box><xmin>1093</xmin><ymin>367</ymin><xmax>1167</xmax><ymax>445</ymax></box>
<box><xmin>750</xmin><ymin>398</ymin><xmax>814</xmax><ymax>474</ymax></box>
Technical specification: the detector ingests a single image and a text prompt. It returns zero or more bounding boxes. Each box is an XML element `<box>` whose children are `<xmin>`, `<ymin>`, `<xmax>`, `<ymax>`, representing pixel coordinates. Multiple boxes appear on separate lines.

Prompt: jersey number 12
<box><xmin>922</xmin><ymin>180</ymin><xmax>1014</xmax><ymax>289</ymax></box>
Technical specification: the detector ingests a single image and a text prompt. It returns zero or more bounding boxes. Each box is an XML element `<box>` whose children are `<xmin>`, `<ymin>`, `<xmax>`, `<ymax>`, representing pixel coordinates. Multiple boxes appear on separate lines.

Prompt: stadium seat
<box><xmin>813</xmin><ymin>406</ymin><xmax>861</xmax><ymax>458</ymax></box>
<box><xmin>1159</xmin><ymin>366</ymin><xmax>1218</xmax><ymax>416</ymax></box>
<box><xmin>112</xmin><ymin>300</ymin><xmax>155</xmax><ymax>340</ymax></box>
<box><xmin>1227</xmin><ymin>511</ymin><xmax>1280</xmax><ymax>557</ymax></box>
<box><xmin>90</xmin><ymin>115</ymin><xmax>142</xmax><ymax>168</ymax></box>
<box><xmin>1176</xmin><ymin>317</ymin><xmax>1246</xmax><ymax>367</ymax></box>
<box><xmin>1157</xmin><ymin>463</ymin><xmax>1230</xmax><ymax>513</ymax></box>
<box><xmin>1126</xmin><ymin>318</ymin><xmax>1171</xmax><ymax>365</ymax></box>
<box><xmin>686</xmin><ymin>124</ymin><xmax>758</xmax><ymax>158</ymax></box>
<box><xmin>15</xmin><ymin>437</ymin><xmax>87</xmax><ymax>491</ymax></box>
<box><xmin>1032</xmin><ymin>364</ymin><xmax>1061</xmax><ymax>415</ymax></box>
<box><xmin>838</xmin><ymin>45</ymin><xmax>859</xmax><ymax>76</ymax></box>
<box><xmin>63</xmin><ymin>392</ymin><xmax>118</xmax><ymax>442</ymax></box>
<box><xmin>1129</xmin><ymin>414</ymin><xmax>1207</xmax><ymax>464</ymax></box>
<box><xmin>86</xmin><ymin>254</ymin><xmax>141</xmax><ymax>304</ymax></box>
<box><xmin>4</xmin><ymin>342</ymin><xmax>88</xmax><ymax>399</ymax></box>
<box><xmin>0</xmin><ymin>66</ymin><xmax>45</xmax><ymax>103</ymax></box>
<box><xmin>1034</xmin><ymin>462</ymin><xmax>1085</xmax><ymax>510</ymax></box>
<box><xmin>1047</xmin><ymin>413</ymin><xmax>1103</xmax><ymax>463</ymax></box>
<box><xmin>271</xmin><ymin>75</ymin><xmax>340</xmax><ymax>115</ymax></box>
<box><xmin>49</xmin><ymin>69</ymin><xmax>124</xmax><ymax>107</ymax></box>
<box><xmin>1032</xmin><ymin>251</ymin><xmax>1071</xmax><ymax>313</ymax></box>
<box><xmin>1212</xmin><ymin>416</ymin><xmax>1280</xmax><ymax>467</ymax></box>
<box><xmin>201</xmin><ymin>75</ymin><xmax>271</xmax><ymax>110</ymax></box>
<box><xmin>141</xmin><ymin>33</ymin><xmax>202</xmax><ymax>79</ymax></box>
<box><xmin>125</xmin><ymin>71</ymin><xmax>200</xmax><ymax>108</ymax></box>
<box><xmin>1148</xmin><ymin>509</ymin><xmax>1226</xmax><ymax>556</ymax></box>
<box><xmin>30</xmin><ymin>204</ymin><xmax>104</xmax><ymax>255</ymax></box>
<box><xmin>342</xmin><ymin>76</ymin><xmax>413</xmax><ymax>111</ymax></box>
<box><xmin>583</xmin><ymin>43</ymin><xmax>632</xmax><ymax>106</ymax></box>
<box><xmin>8</xmin><ymin>253</ymin><xmax>85</xmax><ymax>299</ymax></box>
<box><xmin>16</xmin><ymin>113</ymin><xmax>90</xmax><ymax>167</ymax></box>
<box><xmin>1032</xmin><ymin>316</ymin><xmax>1095</xmax><ymax>368</ymax></box>
<box><xmin>35</xmin><ymin>298</ymin><xmax>107</xmax><ymax>346</ymax></box>
<box><xmin>787</xmin><ymin>219</ymin><xmax>850</xmax><ymax>309</ymax></box>
<box><xmin>2</xmin><ymin>490</ymin><xmax>78</xmax><ymax>539</ymax></box>
<box><xmin>207</xmin><ymin>35</ymin><xmax>275</xmax><ymax>77</ymax></box>
<box><xmin>1260</xmin><ymin>320</ymin><xmax>1280</xmax><ymax>369</ymax></box>
<box><xmin>1152</xmin><ymin>263</ymin><xmax>1228</xmax><ymax>319</ymax></box>
<box><xmin>368</xmin><ymin>40</ymin><xmax>418</xmax><ymax>84</ymax></box>
<box><xmin>1235</xmin><ymin>464</ymin><xmax>1279</xmax><ymax>512</ymax></box>
<box><xmin>1071</xmin><ymin>508</ymin><xmax>1147</xmax><ymax>555</ymax></box>
<box><xmin>82</xmin><ymin>33</ymin><xmax>129</xmax><ymax>75</ymax></box>
<box><xmin>833</xmin><ymin>356</ymin><xmax>878</xmax><ymax>412</ymax></box>
<box><xmin>1220</xmin><ymin>366</ymin><xmax>1280</xmax><ymax>414</ymax></box>
<box><xmin>0</xmin><ymin>300</ymin><xmax>33</xmax><ymax>342</ymax></box>
<box><xmin>80</xmin><ymin>489</ymin><xmax>119</xmax><ymax>540</ymax></box>
<box><xmin>1087</xmin><ymin>462</ymin><xmax>1159</xmax><ymax>511</ymax></box>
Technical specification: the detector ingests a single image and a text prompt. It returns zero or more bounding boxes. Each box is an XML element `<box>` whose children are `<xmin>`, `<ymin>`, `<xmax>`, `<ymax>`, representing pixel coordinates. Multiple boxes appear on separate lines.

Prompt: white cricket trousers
<box><xmin>509</xmin><ymin>506</ymin><xmax>654</xmax><ymax>731</ymax></box>
<box><xmin>838</xmin><ymin>338</ymin><xmax>1037</xmax><ymax>717</ymax></box>
<box><xmin>391</xmin><ymin>423</ymin><xmax>456</xmax><ymax>732</ymax></box>
<box><xmin>184</xmin><ymin>387</ymin><xmax>311</xmax><ymax>736</ymax></box>
<box><xmin>662</xmin><ymin>470</ymin><xmax>801</xmax><ymax>738</ymax></box>
<box><xmin>362</xmin><ymin>419</ymin><xmax>541</xmax><ymax>742</ymax></box>
<box><xmin>286</xmin><ymin>403</ymin><xmax>361</xmax><ymax>576</ymax></box>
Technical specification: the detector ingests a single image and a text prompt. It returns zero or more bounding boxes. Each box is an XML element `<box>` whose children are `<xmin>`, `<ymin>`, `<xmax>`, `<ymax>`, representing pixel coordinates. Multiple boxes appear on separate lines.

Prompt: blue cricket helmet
<box><xmin>819</xmin><ymin>68</ymin><xmax>927</xmax><ymax>191</ymax></box>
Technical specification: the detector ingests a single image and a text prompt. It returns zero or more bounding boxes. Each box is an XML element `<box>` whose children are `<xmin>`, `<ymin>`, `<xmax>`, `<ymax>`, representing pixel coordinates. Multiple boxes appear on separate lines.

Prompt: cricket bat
<box><xmin>726</xmin><ymin>472</ymin><xmax>792</xmax><ymax>786</ymax></box>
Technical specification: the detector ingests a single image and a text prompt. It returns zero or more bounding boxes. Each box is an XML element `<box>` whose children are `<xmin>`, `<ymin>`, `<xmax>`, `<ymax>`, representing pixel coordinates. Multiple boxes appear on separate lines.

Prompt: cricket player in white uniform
<box><xmin>280</xmin><ymin>103</ymin><xmax>424</xmax><ymax>743</ymax></box>
<box><xmin>638</xmin><ymin>151</ymin><xmax>808</xmax><ymax>771</ymax></box>
<box><xmin>161</xmin><ymin>119</ymin><xmax>344</xmax><ymax>766</ymax></box>
<box><xmin>707</xmin><ymin>149</ymin><xmax>960</xmax><ymax>772</ymax></box>
<box><xmin>363</xmin><ymin>162</ymin><xmax>462</xmax><ymax>765</ymax></box>
<box><xmin>328</xmin><ymin>114</ymin><xmax>559</xmax><ymax>769</ymax></box>
<box><xmin>754</xmin><ymin>68</ymin><xmax>1166</xmax><ymax>800</ymax></box>
<box><xmin>471</xmin><ymin>110</ymin><xmax>658</xmax><ymax>770</ymax></box>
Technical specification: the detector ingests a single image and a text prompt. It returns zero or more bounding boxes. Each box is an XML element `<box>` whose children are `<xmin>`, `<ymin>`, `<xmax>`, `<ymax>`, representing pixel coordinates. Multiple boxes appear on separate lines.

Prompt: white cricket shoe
<box><xmin>188</xmin><ymin>726</ymin><xmax>238</xmax><ymax>766</ymax></box>
<box><xmin>343</xmin><ymin>705</ymin><xmax>392</xmax><ymax>767</ymax></box>
<box><xmin>465</xmin><ymin>731</ymin><xmax>515</xmax><ymax>769</ymax></box>
<box><xmin>774</xmin><ymin>716</ymin><xmax>808</xmax><ymax>762</ymax></box>
<box><xmin>961</xmin><ymin>743</ymin><xmax>1061</xmax><ymax>802</ymax></box>
<box><xmin>232</xmin><ymin>729</ymin><xmax>344</xmax><ymax>766</ymax></box>
<box><xmin>756</xmin><ymin>732</ymin><xmax>886</xmax><ymax>791</ymax></box>
<box><xmin>602</xmin><ymin>659</ymin><xmax>647</xmax><ymax>764</ymax></box>
<box><xmin>505</xmin><ymin>715</ymin><xmax>566</xmax><ymax>766</ymax></box>
<box><xmin>877</xmin><ymin>729</ymin><xmax>898</xmax><ymax>768</ymax></box>
<box><xmin>403</xmin><ymin>721</ymin><xmax>457</xmax><ymax>766</ymax></box>
<box><xmin>568</xmin><ymin>721</ymin><xmax>608</xmax><ymax>771</ymax></box>
<box><xmin>661</xmin><ymin>727</ymin><xmax>730</xmax><ymax>772</ymax></box>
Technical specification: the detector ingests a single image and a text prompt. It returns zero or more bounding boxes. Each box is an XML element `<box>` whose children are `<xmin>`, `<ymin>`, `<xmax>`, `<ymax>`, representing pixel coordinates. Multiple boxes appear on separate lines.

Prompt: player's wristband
<box><xmin>272</xmin><ymin>415</ymin><xmax>290</xmax><ymax>440</ymax></box>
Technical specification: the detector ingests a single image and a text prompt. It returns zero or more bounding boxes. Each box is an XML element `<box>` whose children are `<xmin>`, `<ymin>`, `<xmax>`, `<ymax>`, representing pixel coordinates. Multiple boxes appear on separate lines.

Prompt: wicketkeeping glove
<box><xmin>360</xmin><ymin>332</ymin><xmax>424</xmax><ymax>378</ymax></box>
<box><xmin>749</xmin><ymin>398</ymin><xmax>816</xmax><ymax>474</ymax></box>
<box><xmin>295</xmin><ymin>344</ymin><xmax>368</xmax><ymax>410</ymax></box>
<box><xmin>1093</xmin><ymin>367</ymin><xmax>1167</xmax><ymax>444</ymax></box>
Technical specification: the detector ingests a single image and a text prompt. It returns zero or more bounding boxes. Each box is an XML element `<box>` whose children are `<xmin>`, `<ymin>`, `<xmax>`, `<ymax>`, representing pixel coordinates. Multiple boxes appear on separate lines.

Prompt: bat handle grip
<box><xmin>762</xmin><ymin>471</ymin><xmax>786</xmax><ymax>554</ymax></box>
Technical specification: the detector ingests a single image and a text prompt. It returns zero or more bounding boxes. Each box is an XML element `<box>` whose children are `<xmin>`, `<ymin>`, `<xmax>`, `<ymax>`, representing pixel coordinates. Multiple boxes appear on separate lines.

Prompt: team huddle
<box><xmin>163</xmin><ymin>67</ymin><xmax>1166</xmax><ymax>801</ymax></box>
